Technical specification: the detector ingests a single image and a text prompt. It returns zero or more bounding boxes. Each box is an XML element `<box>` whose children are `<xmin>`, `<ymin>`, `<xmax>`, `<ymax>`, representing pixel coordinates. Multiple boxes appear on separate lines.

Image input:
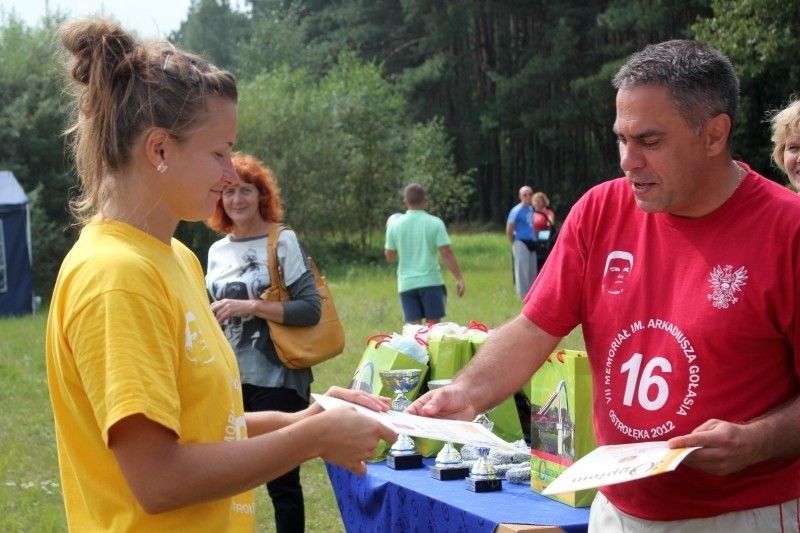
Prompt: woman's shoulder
<box><xmin>274</xmin><ymin>227</ymin><xmax>308</xmax><ymax>276</ymax></box>
<box><xmin>276</xmin><ymin>226</ymin><xmax>301</xmax><ymax>246</ymax></box>
<box><xmin>208</xmin><ymin>234</ymin><xmax>233</xmax><ymax>251</ymax></box>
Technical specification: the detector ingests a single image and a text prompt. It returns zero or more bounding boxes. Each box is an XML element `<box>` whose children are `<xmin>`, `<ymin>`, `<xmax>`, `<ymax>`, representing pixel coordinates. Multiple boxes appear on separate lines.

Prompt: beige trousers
<box><xmin>589</xmin><ymin>492</ymin><xmax>800</xmax><ymax>533</ymax></box>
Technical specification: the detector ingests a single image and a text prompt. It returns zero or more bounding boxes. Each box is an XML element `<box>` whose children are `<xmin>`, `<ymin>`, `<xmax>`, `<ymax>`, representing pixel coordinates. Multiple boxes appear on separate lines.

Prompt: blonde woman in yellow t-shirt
<box><xmin>46</xmin><ymin>18</ymin><xmax>396</xmax><ymax>532</ymax></box>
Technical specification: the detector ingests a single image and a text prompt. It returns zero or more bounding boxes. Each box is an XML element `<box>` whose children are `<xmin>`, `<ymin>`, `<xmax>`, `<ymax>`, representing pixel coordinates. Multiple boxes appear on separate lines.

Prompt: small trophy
<box><xmin>427</xmin><ymin>379</ymin><xmax>469</xmax><ymax>480</ymax></box>
<box><xmin>465</xmin><ymin>413</ymin><xmax>502</xmax><ymax>492</ymax></box>
<box><xmin>379</xmin><ymin>369</ymin><xmax>424</xmax><ymax>470</ymax></box>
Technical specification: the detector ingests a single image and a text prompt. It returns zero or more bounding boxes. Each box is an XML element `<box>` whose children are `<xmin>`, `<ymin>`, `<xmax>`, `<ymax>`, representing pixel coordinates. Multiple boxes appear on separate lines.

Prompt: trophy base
<box><xmin>429</xmin><ymin>464</ymin><xmax>470</xmax><ymax>480</ymax></box>
<box><xmin>465</xmin><ymin>477</ymin><xmax>502</xmax><ymax>493</ymax></box>
<box><xmin>386</xmin><ymin>451</ymin><xmax>423</xmax><ymax>470</ymax></box>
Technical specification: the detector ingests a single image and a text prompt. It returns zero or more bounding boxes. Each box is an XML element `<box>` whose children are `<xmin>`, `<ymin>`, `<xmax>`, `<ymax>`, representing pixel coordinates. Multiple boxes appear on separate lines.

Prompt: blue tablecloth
<box><xmin>326</xmin><ymin>458</ymin><xmax>590</xmax><ymax>533</ymax></box>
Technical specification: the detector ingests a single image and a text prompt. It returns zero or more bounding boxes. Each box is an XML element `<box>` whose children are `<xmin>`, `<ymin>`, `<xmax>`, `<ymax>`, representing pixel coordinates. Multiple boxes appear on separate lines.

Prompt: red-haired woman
<box><xmin>205</xmin><ymin>152</ymin><xmax>317</xmax><ymax>533</ymax></box>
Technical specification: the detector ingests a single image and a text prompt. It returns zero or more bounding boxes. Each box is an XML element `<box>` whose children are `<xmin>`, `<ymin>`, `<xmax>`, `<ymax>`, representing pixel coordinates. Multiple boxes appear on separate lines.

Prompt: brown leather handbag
<box><xmin>259</xmin><ymin>224</ymin><xmax>345</xmax><ymax>369</ymax></box>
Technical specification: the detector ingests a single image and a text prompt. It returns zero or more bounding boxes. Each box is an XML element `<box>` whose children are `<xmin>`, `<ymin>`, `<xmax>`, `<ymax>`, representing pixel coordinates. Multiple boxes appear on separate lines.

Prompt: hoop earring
<box><xmin>157</xmin><ymin>161</ymin><xmax>168</xmax><ymax>174</ymax></box>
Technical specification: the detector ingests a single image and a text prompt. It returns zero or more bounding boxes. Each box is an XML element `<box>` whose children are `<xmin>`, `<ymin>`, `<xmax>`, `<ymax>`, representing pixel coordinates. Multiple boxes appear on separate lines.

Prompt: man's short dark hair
<box><xmin>404</xmin><ymin>183</ymin><xmax>426</xmax><ymax>206</ymax></box>
<box><xmin>612</xmin><ymin>40</ymin><xmax>740</xmax><ymax>141</ymax></box>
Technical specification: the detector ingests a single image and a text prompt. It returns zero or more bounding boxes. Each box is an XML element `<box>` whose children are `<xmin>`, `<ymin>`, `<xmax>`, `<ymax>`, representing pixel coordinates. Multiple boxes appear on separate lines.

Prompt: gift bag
<box><xmin>485</xmin><ymin>395</ymin><xmax>524</xmax><ymax>444</ymax></box>
<box><xmin>465</xmin><ymin>326</ymin><xmax>524</xmax><ymax>444</ymax></box>
<box><xmin>530</xmin><ymin>349</ymin><xmax>596</xmax><ymax>507</ymax></box>
<box><xmin>426</xmin><ymin>334</ymin><xmax>472</xmax><ymax>381</ymax></box>
<box><xmin>463</xmin><ymin>320</ymin><xmax>491</xmax><ymax>356</ymax></box>
<box><xmin>412</xmin><ymin>333</ymin><xmax>471</xmax><ymax>457</ymax></box>
<box><xmin>349</xmin><ymin>334</ymin><xmax>428</xmax><ymax>461</ymax></box>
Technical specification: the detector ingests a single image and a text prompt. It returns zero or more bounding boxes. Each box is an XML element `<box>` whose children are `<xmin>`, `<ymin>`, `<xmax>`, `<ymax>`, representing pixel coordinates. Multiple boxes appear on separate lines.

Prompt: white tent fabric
<box><xmin>0</xmin><ymin>170</ymin><xmax>28</xmax><ymax>204</ymax></box>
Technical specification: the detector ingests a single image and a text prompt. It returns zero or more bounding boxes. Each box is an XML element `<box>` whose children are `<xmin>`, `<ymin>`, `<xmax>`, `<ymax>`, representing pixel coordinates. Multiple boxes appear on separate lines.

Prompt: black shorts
<box><xmin>399</xmin><ymin>285</ymin><xmax>447</xmax><ymax>322</ymax></box>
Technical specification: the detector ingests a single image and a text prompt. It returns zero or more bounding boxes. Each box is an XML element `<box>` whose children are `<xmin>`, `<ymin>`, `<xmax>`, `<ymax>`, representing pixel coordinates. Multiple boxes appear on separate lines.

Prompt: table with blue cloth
<box><xmin>326</xmin><ymin>458</ymin><xmax>590</xmax><ymax>532</ymax></box>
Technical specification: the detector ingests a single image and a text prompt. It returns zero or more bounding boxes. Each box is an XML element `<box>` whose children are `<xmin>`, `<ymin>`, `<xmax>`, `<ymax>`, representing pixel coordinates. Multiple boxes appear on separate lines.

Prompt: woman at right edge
<box><xmin>770</xmin><ymin>98</ymin><xmax>800</xmax><ymax>192</ymax></box>
<box><xmin>46</xmin><ymin>18</ymin><xmax>395</xmax><ymax>531</ymax></box>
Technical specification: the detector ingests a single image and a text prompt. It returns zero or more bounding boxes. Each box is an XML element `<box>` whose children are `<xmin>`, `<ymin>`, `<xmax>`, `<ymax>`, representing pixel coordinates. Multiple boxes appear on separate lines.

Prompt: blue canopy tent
<box><xmin>0</xmin><ymin>170</ymin><xmax>34</xmax><ymax>316</ymax></box>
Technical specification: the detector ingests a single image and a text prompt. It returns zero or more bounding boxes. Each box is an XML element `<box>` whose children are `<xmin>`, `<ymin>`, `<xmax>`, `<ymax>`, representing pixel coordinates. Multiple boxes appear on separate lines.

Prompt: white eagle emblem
<box><xmin>707</xmin><ymin>265</ymin><xmax>747</xmax><ymax>309</ymax></box>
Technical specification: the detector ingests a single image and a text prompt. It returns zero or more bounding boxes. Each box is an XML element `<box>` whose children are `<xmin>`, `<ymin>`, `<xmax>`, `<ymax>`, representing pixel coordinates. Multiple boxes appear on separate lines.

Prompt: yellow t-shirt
<box><xmin>46</xmin><ymin>220</ymin><xmax>255</xmax><ymax>531</ymax></box>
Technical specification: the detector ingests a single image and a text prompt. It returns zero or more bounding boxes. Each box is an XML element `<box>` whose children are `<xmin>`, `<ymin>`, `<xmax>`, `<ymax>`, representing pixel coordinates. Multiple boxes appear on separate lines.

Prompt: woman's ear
<box><xmin>144</xmin><ymin>129</ymin><xmax>170</xmax><ymax>172</ymax></box>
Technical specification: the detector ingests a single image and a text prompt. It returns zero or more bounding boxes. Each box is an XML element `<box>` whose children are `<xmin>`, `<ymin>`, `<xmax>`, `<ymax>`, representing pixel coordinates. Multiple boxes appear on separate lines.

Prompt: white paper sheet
<box><xmin>542</xmin><ymin>441</ymin><xmax>701</xmax><ymax>495</ymax></box>
<box><xmin>311</xmin><ymin>393</ymin><xmax>519</xmax><ymax>453</ymax></box>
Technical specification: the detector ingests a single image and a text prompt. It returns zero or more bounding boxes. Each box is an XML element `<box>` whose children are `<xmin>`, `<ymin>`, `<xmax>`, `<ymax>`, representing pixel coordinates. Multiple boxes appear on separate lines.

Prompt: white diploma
<box><xmin>312</xmin><ymin>393</ymin><xmax>519</xmax><ymax>453</ymax></box>
<box><xmin>542</xmin><ymin>441</ymin><xmax>701</xmax><ymax>495</ymax></box>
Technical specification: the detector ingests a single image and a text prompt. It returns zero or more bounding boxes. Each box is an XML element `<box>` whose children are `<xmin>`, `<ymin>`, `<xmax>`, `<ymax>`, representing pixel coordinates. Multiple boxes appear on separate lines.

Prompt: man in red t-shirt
<box><xmin>409</xmin><ymin>40</ymin><xmax>800</xmax><ymax>530</ymax></box>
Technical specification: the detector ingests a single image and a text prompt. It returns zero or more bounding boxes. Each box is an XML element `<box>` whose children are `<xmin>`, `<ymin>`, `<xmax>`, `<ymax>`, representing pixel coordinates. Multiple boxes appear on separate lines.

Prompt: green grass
<box><xmin>0</xmin><ymin>312</ymin><xmax>64</xmax><ymax>532</ymax></box>
<box><xmin>0</xmin><ymin>231</ymin><xmax>584</xmax><ymax>532</ymax></box>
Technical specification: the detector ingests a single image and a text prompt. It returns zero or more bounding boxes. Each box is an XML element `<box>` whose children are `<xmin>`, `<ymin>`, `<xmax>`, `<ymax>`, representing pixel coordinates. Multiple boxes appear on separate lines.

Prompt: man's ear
<box><xmin>144</xmin><ymin>129</ymin><xmax>170</xmax><ymax>169</ymax></box>
<box><xmin>704</xmin><ymin>114</ymin><xmax>732</xmax><ymax>157</ymax></box>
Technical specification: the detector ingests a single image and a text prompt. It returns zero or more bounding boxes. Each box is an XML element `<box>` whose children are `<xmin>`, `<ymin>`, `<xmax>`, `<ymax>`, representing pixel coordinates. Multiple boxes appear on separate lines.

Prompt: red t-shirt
<box><xmin>533</xmin><ymin>209</ymin><xmax>555</xmax><ymax>233</ymax></box>
<box><xmin>523</xmin><ymin>164</ymin><xmax>800</xmax><ymax>520</ymax></box>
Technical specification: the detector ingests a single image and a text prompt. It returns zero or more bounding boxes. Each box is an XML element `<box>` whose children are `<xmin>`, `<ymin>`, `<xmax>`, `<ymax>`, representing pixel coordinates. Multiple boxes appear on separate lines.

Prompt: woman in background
<box><xmin>206</xmin><ymin>153</ymin><xmax>316</xmax><ymax>532</ymax></box>
<box><xmin>532</xmin><ymin>192</ymin><xmax>556</xmax><ymax>236</ymax></box>
<box><xmin>770</xmin><ymin>98</ymin><xmax>800</xmax><ymax>192</ymax></box>
<box><xmin>46</xmin><ymin>18</ymin><xmax>394</xmax><ymax>532</ymax></box>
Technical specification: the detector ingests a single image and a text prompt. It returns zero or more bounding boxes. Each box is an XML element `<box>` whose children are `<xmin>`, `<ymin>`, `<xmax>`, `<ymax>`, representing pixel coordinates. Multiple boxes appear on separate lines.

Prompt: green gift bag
<box><xmin>485</xmin><ymin>395</ymin><xmax>524</xmax><ymax>444</ymax></box>
<box><xmin>530</xmin><ymin>349</ymin><xmax>597</xmax><ymax>507</ymax></box>
<box><xmin>426</xmin><ymin>334</ymin><xmax>472</xmax><ymax>381</ymax></box>
<box><xmin>465</xmin><ymin>324</ymin><xmax>523</xmax><ymax>444</ymax></box>
<box><xmin>413</xmin><ymin>333</ymin><xmax>470</xmax><ymax>457</ymax></box>
<box><xmin>348</xmin><ymin>334</ymin><xmax>428</xmax><ymax>461</ymax></box>
<box><xmin>411</xmin><ymin>429</ymin><xmax>444</xmax><ymax>458</ymax></box>
<box><xmin>463</xmin><ymin>320</ymin><xmax>491</xmax><ymax>358</ymax></box>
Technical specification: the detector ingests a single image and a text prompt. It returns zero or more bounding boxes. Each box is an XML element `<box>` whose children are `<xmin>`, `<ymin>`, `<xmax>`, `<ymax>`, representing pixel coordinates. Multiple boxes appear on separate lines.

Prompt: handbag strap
<box><xmin>301</xmin><ymin>243</ymin><xmax>325</xmax><ymax>286</ymax></box>
<box><xmin>267</xmin><ymin>223</ymin><xmax>325</xmax><ymax>298</ymax></box>
<box><xmin>534</xmin><ymin>209</ymin><xmax>555</xmax><ymax>230</ymax></box>
<box><xmin>267</xmin><ymin>223</ymin><xmax>290</xmax><ymax>301</ymax></box>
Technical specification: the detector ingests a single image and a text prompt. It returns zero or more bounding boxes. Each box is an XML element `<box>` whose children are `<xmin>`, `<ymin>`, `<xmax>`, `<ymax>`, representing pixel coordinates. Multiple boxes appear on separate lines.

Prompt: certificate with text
<box><xmin>311</xmin><ymin>394</ymin><xmax>519</xmax><ymax>453</ymax></box>
<box><xmin>542</xmin><ymin>441</ymin><xmax>701</xmax><ymax>495</ymax></box>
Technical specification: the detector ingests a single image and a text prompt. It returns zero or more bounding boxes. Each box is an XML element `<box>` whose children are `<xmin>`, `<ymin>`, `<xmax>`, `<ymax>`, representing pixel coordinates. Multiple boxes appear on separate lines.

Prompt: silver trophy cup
<box><xmin>466</xmin><ymin>412</ymin><xmax>502</xmax><ymax>492</ymax></box>
<box><xmin>379</xmin><ymin>369</ymin><xmax>424</xmax><ymax>469</ymax></box>
<box><xmin>428</xmin><ymin>380</ymin><xmax>464</xmax><ymax>465</ymax></box>
<box><xmin>427</xmin><ymin>379</ymin><xmax>470</xmax><ymax>480</ymax></box>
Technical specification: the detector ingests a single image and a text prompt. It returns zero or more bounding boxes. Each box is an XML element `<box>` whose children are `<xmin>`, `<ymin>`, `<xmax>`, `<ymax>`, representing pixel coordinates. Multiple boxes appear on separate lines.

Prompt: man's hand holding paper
<box><xmin>542</xmin><ymin>441</ymin><xmax>701</xmax><ymax>496</ymax></box>
<box><xmin>667</xmin><ymin>417</ymin><xmax>773</xmax><ymax>476</ymax></box>
<box><xmin>312</xmin><ymin>394</ymin><xmax>518</xmax><ymax>453</ymax></box>
<box><xmin>405</xmin><ymin>382</ymin><xmax>478</xmax><ymax>421</ymax></box>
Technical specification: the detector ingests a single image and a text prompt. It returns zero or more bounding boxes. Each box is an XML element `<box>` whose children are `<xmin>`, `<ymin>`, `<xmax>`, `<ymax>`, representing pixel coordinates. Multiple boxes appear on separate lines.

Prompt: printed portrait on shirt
<box><xmin>602</xmin><ymin>250</ymin><xmax>634</xmax><ymax>295</ymax></box>
<box><xmin>210</xmin><ymin>247</ymin><xmax>270</xmax><ymax>351</ymax></box>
